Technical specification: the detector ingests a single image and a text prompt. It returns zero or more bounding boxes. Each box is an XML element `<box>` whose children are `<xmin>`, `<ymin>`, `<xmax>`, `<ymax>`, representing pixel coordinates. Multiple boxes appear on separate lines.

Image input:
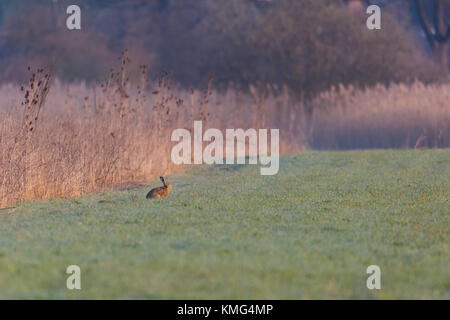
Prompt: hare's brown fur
<box><xmin>146</xmin><ymin>176</ymin><xmax>172</xmax><ymax>199</ymax></box>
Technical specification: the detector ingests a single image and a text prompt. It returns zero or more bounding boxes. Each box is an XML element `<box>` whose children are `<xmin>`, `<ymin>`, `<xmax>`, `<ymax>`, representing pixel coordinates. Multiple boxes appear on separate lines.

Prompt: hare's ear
<box><xmin>160</xmin><ymin>176</ymin><xmax>166</xmax><ymax>186</ymax></box>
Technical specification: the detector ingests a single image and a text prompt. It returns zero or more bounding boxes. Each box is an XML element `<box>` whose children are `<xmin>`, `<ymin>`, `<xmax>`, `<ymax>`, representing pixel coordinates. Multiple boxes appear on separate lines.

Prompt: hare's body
<box><xmin>146</xmin><ymin>177</ymin><xmax>172</xmax><ymax>199</ymax></box>
<box><xmin>146</xmin><ymin>186</ymin><xmax>171</xmax><ymax>199</ymax></box>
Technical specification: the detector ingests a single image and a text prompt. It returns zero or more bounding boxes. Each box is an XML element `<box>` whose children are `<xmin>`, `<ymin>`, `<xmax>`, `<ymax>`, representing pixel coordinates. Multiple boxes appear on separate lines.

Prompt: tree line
<box><xmin>0</xmin><ymin>0</ymin><xmax>448</xmax><ymax>97</ymax></box>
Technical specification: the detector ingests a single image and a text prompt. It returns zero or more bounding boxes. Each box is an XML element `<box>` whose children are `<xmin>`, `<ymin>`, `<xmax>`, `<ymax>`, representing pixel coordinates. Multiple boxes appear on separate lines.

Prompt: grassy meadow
<box><xmin>0</xmin><ymin>149</ymin><xmax>448</xmax><ymax>299</ymax></box>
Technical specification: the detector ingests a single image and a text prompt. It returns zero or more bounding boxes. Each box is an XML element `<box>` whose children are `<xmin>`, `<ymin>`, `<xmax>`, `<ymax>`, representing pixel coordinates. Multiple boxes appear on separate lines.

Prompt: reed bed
<box><xmin>0</xmin><ymin>57</ymin><xmax>304</xmax><ymax>207</ymax></box>
<box><xmin>0</xmin><ymin>57</ymin><xmax>449</xmax><ymax>207</ymax></box>
<box><xmin>309</xmin><ymin>82</ymin><xmax>450</xmax><ymax>149</ymax></box>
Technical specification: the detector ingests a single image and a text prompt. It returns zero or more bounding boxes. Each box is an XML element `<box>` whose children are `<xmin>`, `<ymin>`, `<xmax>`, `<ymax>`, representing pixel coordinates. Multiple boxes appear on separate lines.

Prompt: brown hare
<box><xmin>146</xmin><ymin>176</ymin><xmax>172</xmax><ymax>199</ymax></box>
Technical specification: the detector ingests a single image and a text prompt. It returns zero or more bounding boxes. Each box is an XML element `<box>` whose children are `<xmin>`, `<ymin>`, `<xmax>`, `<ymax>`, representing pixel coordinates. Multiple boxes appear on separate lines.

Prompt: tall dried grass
<box><xmin>1</xmin><ymin>56</ymin><xmax>449</xmax><ymax>207</ymax></box>
<box><xmin>309</xmin><ymin>82</ymin><xmax>450</xmax><ymax>149</ymax></box>
<box><xmin>0</xmin><ymin>56</ymin><xmax>304</xmax><ymax>207</ymax></box>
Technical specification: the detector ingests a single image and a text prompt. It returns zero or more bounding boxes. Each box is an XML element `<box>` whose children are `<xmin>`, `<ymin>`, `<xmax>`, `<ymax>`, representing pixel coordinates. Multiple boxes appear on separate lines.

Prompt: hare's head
<box><xmin>160</xmin><ymin>176</ymin><xmax>171</xmax><ymax>189</ymax></box>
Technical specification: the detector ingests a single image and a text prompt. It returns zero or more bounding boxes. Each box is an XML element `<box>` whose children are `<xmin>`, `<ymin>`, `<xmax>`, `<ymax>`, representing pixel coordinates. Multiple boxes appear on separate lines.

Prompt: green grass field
<box><xmin>0</xmin><ymin>150</ymin><xmax>449</xmax><ymax>299</ymax></box>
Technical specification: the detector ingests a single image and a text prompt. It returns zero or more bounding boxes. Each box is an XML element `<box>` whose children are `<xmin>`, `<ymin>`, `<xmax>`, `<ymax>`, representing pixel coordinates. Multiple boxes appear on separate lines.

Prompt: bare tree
<box><xmin>414</xmin><ymin>0</ymin><xmax>450</xmax><ymax>73</ymax></box>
